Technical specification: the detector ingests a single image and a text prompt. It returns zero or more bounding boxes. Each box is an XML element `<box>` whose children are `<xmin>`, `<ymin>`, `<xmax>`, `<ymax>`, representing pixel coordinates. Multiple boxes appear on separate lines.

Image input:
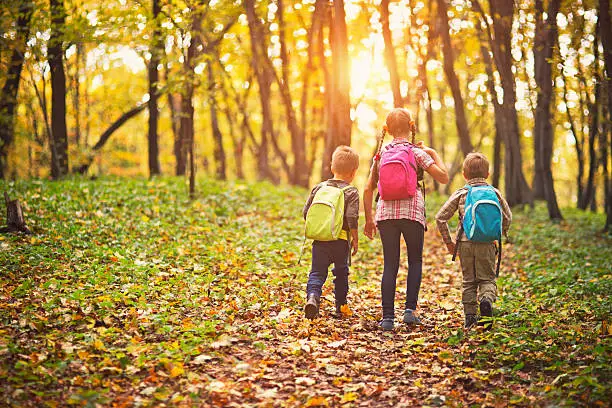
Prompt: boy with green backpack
<box><xmin>303</xmin><ymin>146</ymin><xmax>360</xmax><ymax>319</ymax></box>
<box><xmin>435</xmin><ymin>153</ymin><xmax>512</xmax><ymax>329</ymax></box>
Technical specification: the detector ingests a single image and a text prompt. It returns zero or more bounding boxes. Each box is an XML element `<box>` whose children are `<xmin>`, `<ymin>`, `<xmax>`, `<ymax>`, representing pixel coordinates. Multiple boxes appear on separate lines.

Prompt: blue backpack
<box><xmin>453</xmin><ymin>185</ymin><xmax>503</xmax><ymax>276</ymax></box>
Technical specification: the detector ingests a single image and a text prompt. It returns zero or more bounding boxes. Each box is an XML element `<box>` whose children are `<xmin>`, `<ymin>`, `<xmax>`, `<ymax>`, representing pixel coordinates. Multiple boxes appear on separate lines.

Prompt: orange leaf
<box><xmin>304</xmin><ymin>396</ymin><xmax>329</xmax><ymax>407</ymax></box>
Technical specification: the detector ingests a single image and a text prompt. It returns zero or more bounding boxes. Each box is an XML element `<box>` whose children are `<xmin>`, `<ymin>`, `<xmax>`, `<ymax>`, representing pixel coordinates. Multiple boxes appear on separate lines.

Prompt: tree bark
<box><xmin>599</xmin><ymin>0</ymin><xmax>612</xmax><ymax>229</ymax></box>
<box><xmin>0</xmin><ymin>0</ymin><xmax>33</xmax><ymax>179</ymax></box>
<box><xmin>208</xmin><ymin>61</ymin><xmax>226</xmax><ymax>180</ymax></box>
<box><xmin>580</xmin><ymin>21</ymin><xmax>601</xmax><ymax>211</ymax></box>
<box><xmin>321</xmin><ymin>0</ymin><xmax>352</xmax><ymax>180</ymax></box>
<box><xmin>480</xmin><ymin>41</ymin><xmax>504</xmax><ymax>188</ymax></box>
<box><xmin>147</xmin><ymin>0</ymin><xmax>162</xmax><ymax>176</ymax></box>
<box><xmin>49</xmin><ymin>0</ymin><xmax>70</xmax><ymax>178</ymax></box>
<box><xmin>437</xmin><ymin>0</ymin><xmax>473</xmax><ymax>157</ymax></box>
<box><xmin>276</xmin><ymin>0</ymin><xmax>308</xmax><ymax>186</ymax></box>
<box><xmin>219</xmin><ymin>74</ymin><xmax>246</xmax><ymax>179</ymax></box>
<box><xmin>381</xmin><ymin>0</ymin><xmax>402</xmax><ymax>108</ymax></box>
<box><xmin>1</xmin><ymin>193</ymin><xmax>31</xmax><ymax>234</ymax></box>
<box><xmin>245</xmin><ymin>0</ymin><xmax>274</xmax><ymax>181</ymax></box>
<box><xmin>483</xmin><ymin>0</ymin><xmax>533</xmax><ymax>206</ymax></box>
<box><xmin>74</xmin><ymin>103</ymin><xmax>146</xmax><ymax>174</ymax></box>
<box><xmin>533</xmin><ymin>0</ymin><xmax>562</xmax><ymax>219</ymax></box>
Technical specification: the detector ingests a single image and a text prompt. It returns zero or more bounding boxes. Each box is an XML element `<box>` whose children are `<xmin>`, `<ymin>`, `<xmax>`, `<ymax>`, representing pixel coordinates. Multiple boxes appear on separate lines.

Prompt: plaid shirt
<box><xmin>435</xmin><ymin>178</ymin><xmax>512</xmax><ymax>244</ymax></box>
<box><xmin>373</xmin><ymin>140</ymin><xmax>435</xmax><ymax>228</ymax></box>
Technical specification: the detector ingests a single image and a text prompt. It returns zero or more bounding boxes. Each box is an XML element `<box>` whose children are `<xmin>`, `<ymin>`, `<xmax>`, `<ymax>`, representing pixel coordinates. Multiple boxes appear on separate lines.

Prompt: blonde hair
<box><xmin>463</xmin><ymin>152</ymin><xmax>490</xmax><ymax>179</ymax></box>
<box><xmin>370</xmin><ymin>108</ymin><xmax>417</xmax><ymax>188</ymax></box>
<box><xmin>374</xmin><ymin>108</ymin><xmax>417</xmax><ymax>158</ymax></box>
<box><xmin>331</xmin><ymin>145</ymin><xmax>360</xmax><ymax>176</ymax></box>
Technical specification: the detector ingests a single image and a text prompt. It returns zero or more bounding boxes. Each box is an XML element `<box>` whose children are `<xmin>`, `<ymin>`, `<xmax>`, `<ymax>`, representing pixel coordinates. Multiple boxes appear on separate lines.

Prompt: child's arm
<box><xmin>435</xmin><ymin>190</ymin><xmax>462</xmax><ymax>254</ymax></box>
<box><xmin>363</xmin><ymin>163</ymin><xmax>378</xmax><ymax>239</ymax></box>
<box><xmin>350</xmin><ymin>229</ymin><xmax>358</xmax><ymax>255</ymax></box>
<box><xmin>345</xmin><ymin>187</ymin><xmax>360</xmax><ymax>255</ymax></box>
<box><xmin>497</xmin><ymin>192</ymin><xmax>513</xmax><ymax>238</ymax></box>
<box><xmin>302</xmin><ymin>185</ymin><xmax>319</xmax><ymax>220</ymax></box>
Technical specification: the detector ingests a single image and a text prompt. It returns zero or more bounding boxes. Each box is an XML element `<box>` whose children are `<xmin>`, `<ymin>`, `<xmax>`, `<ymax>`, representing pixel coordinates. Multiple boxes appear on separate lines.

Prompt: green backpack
<box><xmin>304</xmin><ymin>184</ymin><xmax>351</xmax><ymax>241</ymax></box>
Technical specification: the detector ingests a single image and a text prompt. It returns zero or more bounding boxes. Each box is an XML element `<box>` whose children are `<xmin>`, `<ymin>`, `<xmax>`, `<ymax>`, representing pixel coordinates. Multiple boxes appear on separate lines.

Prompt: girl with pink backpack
<box><xmin>363</xmin><ymin>108</ymin><xmax>449</xmax><ymax>331</ymax></box>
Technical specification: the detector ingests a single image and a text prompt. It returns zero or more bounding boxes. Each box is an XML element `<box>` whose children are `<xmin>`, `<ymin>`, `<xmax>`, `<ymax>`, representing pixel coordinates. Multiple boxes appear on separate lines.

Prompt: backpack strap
<box><xmin>496</xmin><ymin>239</ymin><xmax>502</xmax><ymax>277</ymax></box>
<box><xmin>452</xmin><ymin>218</ymin><xmax>463</xmax><ymax>261</ymax></box>
<box><xmin>340</xmin><ymin>185</ymin><xmax>352</xmax><ymax>266</ymax></box>
<box><xmin>452</xmin><ymin>185</ymin><xmax>471</xmax><ymax>261</ymax></box>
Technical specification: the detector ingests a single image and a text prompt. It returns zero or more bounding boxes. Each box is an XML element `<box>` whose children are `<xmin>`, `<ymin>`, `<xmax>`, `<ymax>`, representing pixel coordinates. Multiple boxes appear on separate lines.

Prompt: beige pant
<box><xmin>458</xmin><ymin>241</ymin><xmax>497</xmax><ymax>315</ymax></box>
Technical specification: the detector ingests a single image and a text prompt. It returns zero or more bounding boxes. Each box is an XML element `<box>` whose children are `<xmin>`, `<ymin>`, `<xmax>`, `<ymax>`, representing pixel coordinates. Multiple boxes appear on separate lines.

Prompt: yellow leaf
<box><xmin>340</xmin><ymin>392</ymin><xmax>358</xmax><ymax>403</ymax></box>
<box><xmin>305</xmin><ymin>396</ymin><xmax>329</xmax><ymax>407</ymax></box>
<box><xmin>141</xmin><ymin>215</ymin><xmax>150</xmax><ymax>222</ymax></box>
<box><xmin>93</xmin><ymin>339</ymin><xmax>105</xmax><ymax>351</ymax></box>
<box><xmin>169</xmin><ymin>363</ymin><xmax>184</xmax><ymax>378</ymax></box>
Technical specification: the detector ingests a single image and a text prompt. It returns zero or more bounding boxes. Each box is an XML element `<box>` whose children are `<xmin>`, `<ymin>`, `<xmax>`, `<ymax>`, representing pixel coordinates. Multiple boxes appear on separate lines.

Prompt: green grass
<box><xmin>0</xmin><ymin>176</ymin><xmax>610</xmax><ymax>406</ymax></box>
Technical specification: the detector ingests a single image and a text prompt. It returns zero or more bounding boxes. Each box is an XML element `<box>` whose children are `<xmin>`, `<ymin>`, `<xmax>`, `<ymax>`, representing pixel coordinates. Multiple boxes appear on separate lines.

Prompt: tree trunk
<box><xmin>1</xmin><ymin>193</ymin><xmax>31</xmax><ymax>234</ymax></box>
<box><xmin>277</xmin><ymin>0</ymin><xmax>308</xmax><ymax>186</ymax></box>
<box><xmin>245</xmin><ymin>0</ymin><xmax>274</xmax><ymax>181</ymax></box>
<box><xmin>480</xmin><ymin>40</ymin><xmax>504</xmax><ymax>188</ymax></box>
<box><xmin>381</xmin><ymin>0</ymin><xmax>402</xmax><ymax>108</ymax></box>
<box><xmin>208</xmin><ymin>61</ymin><xmax>226</xmax><ymax>180</ymax></box>
<box><xmin>162</xmin><ymin>63</ymin><xmax>183</xmax><ymax>176</ymax></box>
<box><xmin>580</xmin><ymin>21</ymin><xmax>601</xmax><ymax>211</ymax></box>
<box><xmin>75</xmin><ymin>103</ymin><xmax>147</xmax><ymax>174</ymax></box>
<box><xmin>0</xmin><ymin>0</ymin><xmax>33</xmax><ymax>179</ymax></box>
<box><xmin>533</xmin><ymin>0</ymin><xmax>562</xmax><ymax>219</ymax></box>
<box><xmin>321</xmin><ymin>0</ymin><xmax>352</xmax><ymax>180</ymax></box>
<box><xmin>72</xmin><ymin>43</ymin><xmax>83</xmax><ymax>147</ymax></box>
<box><xmin>147</xmin><ymin>0</ymin><xmax>162</xmax><ymax>176</ymax></box>
<box><xmin>437</xmin><ymin>0</ymin><xmax>473</xmax><ymax>157</ymax></box>
<box><xmin>49</xmin><ymin>0</ymin><xmax>70</xmax><ymax>179</ymax></box>
<box><xmin>599</xmin><ymin>0</ymin><xmax>612</xmax><ymax>229</ymax></box>
<box><xmin>487</xmin><ymin>0</ymin><xmax>532</xmax><ymax>206</ymax></box>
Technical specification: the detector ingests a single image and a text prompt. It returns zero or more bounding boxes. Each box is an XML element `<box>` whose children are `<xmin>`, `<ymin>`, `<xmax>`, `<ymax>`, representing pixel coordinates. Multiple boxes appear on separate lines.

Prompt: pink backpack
<box><xmin>377</xmin><ymin>142</ymin><xmax>418</xmax><ymax>200</ymax></box>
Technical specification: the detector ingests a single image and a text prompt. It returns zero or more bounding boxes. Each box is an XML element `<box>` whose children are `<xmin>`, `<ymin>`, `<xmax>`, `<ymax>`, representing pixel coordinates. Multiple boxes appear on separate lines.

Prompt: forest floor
<box><xmin>0</xmin><ymin>177</ymin><xmax>610</xmax><ymax>407</ymax></box>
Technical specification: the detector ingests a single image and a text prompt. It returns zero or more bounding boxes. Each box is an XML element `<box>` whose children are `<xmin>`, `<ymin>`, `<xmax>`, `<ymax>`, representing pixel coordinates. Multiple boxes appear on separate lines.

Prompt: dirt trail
<box><xmin>201</xmin><ymin>228</ymin><xmax>518</xmax><ymax>407</ymax></box>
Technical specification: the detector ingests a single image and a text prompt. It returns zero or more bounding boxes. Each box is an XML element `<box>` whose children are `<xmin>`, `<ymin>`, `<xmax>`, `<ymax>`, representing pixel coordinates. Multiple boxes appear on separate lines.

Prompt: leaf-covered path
<box><xmin>1</xmin><ymin>178</ymin><xmax>610</xmax><ymax>407</ymax></box>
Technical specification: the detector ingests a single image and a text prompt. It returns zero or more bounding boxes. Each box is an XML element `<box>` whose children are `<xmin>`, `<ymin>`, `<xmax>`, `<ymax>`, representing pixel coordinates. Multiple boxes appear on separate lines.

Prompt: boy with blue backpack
<box><xmin>302</xmin><ymin>146</ymin><xmax>360</xmax><ymax>319</ymax></box>
<box><xmin>435</xmin><ymin>153</ymin><xmax>512</xmax><ymax>329</ymax></box>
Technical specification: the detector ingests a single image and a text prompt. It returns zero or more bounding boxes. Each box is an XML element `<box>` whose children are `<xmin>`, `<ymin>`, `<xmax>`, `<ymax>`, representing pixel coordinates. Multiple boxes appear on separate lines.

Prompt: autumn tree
<box><xmin>0</xmin><ymin>0</ymin><xmax>33</xmax><ymax>179</ymax></box>
<box><xmin>533</xmin><ymin>0</ymin><xmax>562</xmax><ymax>219</ymax></box>
<box><xmin>436</xmin><ymin>0</ymin><xmax>473</xmax><ymax>157</ymax></box>
<box><xmin>49</xmin><ymin>0</ymin><xmax>69</xmax><ymax>178</ymax></box>
<box><xmin>599</xmin><ymin>0</ymin><xmax>612</xmax><ymax>230</ymax></box>
<box><xmin>321</xmin><ymin>0</ymin><xmax>351</xmax><ymax>180</ymax></box>
<box><xmin>475</xmin><ymin>0</ymin><xmax>532</xmax><ymax>207</ymax></box>
<box><xmin>147</xmin><ymin>0</ymin><xmax>162</xmax><ymax>176</ymax></box>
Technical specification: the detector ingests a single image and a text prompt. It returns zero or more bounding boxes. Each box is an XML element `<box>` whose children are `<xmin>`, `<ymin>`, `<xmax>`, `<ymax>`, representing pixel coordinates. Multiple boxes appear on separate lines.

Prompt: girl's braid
<box><xmin>370</xmin><ymin>127</ymin><xmax>387</xmax><ymax>189</ymax></box>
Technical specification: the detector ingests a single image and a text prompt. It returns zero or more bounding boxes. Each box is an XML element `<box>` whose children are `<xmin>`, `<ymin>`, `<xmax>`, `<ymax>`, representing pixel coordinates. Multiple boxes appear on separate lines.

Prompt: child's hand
<box><xmin>416</xmin><ymin>141</ymin><xmax>436</xmax><ymax>157</ymax></box>
<box><xmin>351</xmin><ymin>239</ymin><xmax>358</xmax><ymax>255</ymax></box>
<box><xmin>364</xmin><ymin>220</ymin><xmax>377</xmax><ymax>240</ymax></box>
<box><xmin>446</xmin><ymin>242</ymin><xmax>456</xmax><ymax>255</ymax></box>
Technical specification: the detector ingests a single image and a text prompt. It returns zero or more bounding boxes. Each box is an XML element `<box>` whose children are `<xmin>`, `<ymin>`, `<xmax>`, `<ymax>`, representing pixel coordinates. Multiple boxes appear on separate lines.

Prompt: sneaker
<box><xmin>464</xmin><ymin>314</ymin><xmax>478</xmax><ymax>329</ymax></box>
<box><xmin>304</xmin><ymin>294</ymin><xmax>320</xmax><ymax>320</ymax></box>
<box><xmin>380</xmin><ymin>318</ymin><xmax>394</xmax><ymax>331</ymax></box>
<box><xmin>479</xmin><ymin>299</ymin><xmax>493</xmax><ymax>329</ymax></box>
<box><xmin>403</xmin><ymin>309</ymin><xmax>421</xmax><ymax>325</ymax></box>
<box><xmin>333</xmin><ymin>303</ymin><xmax>345</xmax><ymax>319</ymax></box>
<box><xmin>479</xmin><ymin>299</ymin><xmax>492</xmax><ymax>317</ymax></box>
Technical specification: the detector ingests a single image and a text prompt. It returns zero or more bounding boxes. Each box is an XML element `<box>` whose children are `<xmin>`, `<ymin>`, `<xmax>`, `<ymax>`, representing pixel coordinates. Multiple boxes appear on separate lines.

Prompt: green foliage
<box><xmin>0</xmin><ymin>179</ymin><xmax>609</xmax><ymax>406</ymax></box>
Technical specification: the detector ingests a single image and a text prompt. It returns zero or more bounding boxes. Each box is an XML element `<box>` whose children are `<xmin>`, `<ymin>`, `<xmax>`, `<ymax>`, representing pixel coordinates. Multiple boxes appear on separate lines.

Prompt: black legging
<box><xmin>377</xmin><ymin>219</ymin><xmax>424</xmax><ymax>319</ymax></box>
